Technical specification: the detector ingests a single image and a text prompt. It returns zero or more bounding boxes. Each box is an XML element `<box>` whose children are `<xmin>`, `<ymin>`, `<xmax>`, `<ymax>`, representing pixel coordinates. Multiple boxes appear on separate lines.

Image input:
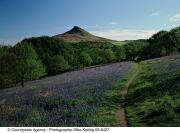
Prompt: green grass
<box><xmin>86</xmin><ymin>63</ymin><xmax>138</xmax><ymax>126</ymax></box>
<box><xmin>126</xmin><ymin>57</ymin><xmax>180</xmax><ymax>126</ymax></box>
<box><xmin>111</xmin><ymin>41</ymin><xmax>129</xmax><ymax>46</ymax></box>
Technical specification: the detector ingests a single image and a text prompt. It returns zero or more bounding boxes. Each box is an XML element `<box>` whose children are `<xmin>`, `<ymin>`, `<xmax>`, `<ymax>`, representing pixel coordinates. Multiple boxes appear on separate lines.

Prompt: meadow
<box><xmin>126</xmin><ymin>55</ymin><xmax>180</xmax><ymax>126</ymax></box>
<box><xmin>0</xmin><ymin>62</ymin><xmax>134</xmax><ymax>126</ymax></box>
<box><xmin>111</xmin><ymin>41</ymin><xmax>129</xmax><ymax>46</ymax></box>
<box><xmin>0</xmin><ymin>25</ymin><xmax>179</xmax><ymax>127</ymax></box>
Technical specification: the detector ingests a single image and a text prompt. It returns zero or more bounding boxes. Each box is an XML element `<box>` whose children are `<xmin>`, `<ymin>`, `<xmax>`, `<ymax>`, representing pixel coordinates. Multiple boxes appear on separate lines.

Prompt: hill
<box><xmin>126</xmin><ymin>55</ymin><xmax>180</xmax><ymax>126</ymax></box>
<box><xmin>53</xmin><ymin>26</ymin><xmax>113</xmax><ymax>43</ymax></box>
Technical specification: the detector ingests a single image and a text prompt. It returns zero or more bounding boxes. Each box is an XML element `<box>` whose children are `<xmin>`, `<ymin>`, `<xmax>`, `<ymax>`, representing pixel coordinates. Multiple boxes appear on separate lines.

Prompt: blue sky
<box><xmin>0</xmin><ymin>0</ymin><xmax>180</xmax><ymax>44</ymax></box>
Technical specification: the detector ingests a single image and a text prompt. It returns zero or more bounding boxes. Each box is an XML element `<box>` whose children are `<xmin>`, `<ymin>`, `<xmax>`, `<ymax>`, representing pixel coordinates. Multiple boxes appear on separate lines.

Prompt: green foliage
<box><xmin>103</xmin><ymin>49</ymin><xmax>115</xmax><ymax>63</ymax></box>
<box><xmin>147</xmin><ymin>31</ymin><xmax>175</xmax><ymax>57</ymax></box>
<box><xmin>1</xmin><ymin>37</ymin><xmax>127</xmax><ymax>88</ymax></box>
<box><xmin>0</xmin><ymin>46</ymin><xmax>17</xmax><ymax>88</ymax></box>
<box><xmin>122</xmin><ymin>40</ymin><xmax>149</xmax><ymax>61</ymax></box>
<box><xmin>14</xmin><ymin>43</ymin><xmax>46</xmax><ymax>87</ymax></box>
<box><xmin>113</xmin><ymin>26</ymin><xmax>180</xmax><ymax>62</ymax></box>
<box><xmin>113</xmin><ymin>46</ymin><xmax>126</xmax><ymax>61</ymax></box>
<box><xmin>140</xmin><ymin>27</ymin><xmax>180</xmax><ymax>60</ymax></box>
<box><xmin>169</xmin><ymin>27</ymin><xmax>180</xmax><ymax>53</ymax></box>
<box><xmin>22</xmin><ymin>36</ymin><xmax>73</xmax><ymax>69</ymax></box>
<box><xmin>2</xmin><ymin>35</ymin><xmax>129</xmax><ymax>88</ymax></box>
<box><xmin>22</xmin><ymin>38</ymin><xmax>125</xmax><ymax>73</ymax></box>
<box><xmin>49</xmin><ymin>55</ymin><xmax>70</xmax><ymax>74</ymax></box>
<box><xmin>80</xmin><ymin>52</ymin><xmax>93</xmax><ymax>66</ymax></box>
<box><xmin>87</xmin><ymin>48</ymin><xmax>104</xmax><ymax>64</ymax></box>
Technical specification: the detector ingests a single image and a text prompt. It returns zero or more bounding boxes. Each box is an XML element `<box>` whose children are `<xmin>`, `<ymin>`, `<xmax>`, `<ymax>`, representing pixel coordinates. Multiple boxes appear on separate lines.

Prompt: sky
<box><xmin>0</xmin><ymin>0</ymin><xmax>180</xmax><ymax>45</ymax></box>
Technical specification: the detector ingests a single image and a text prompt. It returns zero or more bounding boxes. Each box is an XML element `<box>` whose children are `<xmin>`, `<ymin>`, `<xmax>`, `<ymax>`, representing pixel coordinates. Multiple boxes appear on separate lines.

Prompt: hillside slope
<box><xmin>126</xmin><ymin>55</ymin><xmax>180</xmax><ymax>126</ymax></box>
<box><xmin>0</xmin><ymin>62</ymin><xmax>134</xmax><ymax>126</ymax></box>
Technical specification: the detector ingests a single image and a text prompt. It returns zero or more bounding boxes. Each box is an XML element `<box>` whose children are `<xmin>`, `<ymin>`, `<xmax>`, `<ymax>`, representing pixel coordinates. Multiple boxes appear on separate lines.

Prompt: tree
<box><xmin>103</xmin><ymin>49</ymin><xmax>115</xmax><ymax>63</ymax></box>
<box><xmin>0</xmin><ymin>46</ymin><xmax>17</xmax><ymax>88</ymax></box>
<box><xmin>169</xmin><ymin>27</ymin><xmax>180</xmax><ymax>53</ymax></box>
<box><xmin>80</xmin><ymin>52</ymin><xmax>93</xmax><ymax>67</ymax></box>
<box><xmin>147</xmin><ymin>28</ymin><xmax>180</xmax><ymax>57</ymax></box>
<box><xmin>114</xmin><ymin>47</ymin><xmax>126</xmax><ymax>61</ymax></box>
<box><xmin>22</xmin><ymin>36</ymin><xmax>73</xmax><ymax>75</ymax></box>
<box><xmin>49</xmin><ymin>55</ymin><xmax>70</xmax><ymax>74</ymax></box>
<box><xmin>14</xmin><ymin>43</ymin><xmax>46</xmax><ymax>87</ymax></box>
<box><xmin>88</xmin><ymin>48</ymin><xmax>104</xmax><ymax>64</ymax></box>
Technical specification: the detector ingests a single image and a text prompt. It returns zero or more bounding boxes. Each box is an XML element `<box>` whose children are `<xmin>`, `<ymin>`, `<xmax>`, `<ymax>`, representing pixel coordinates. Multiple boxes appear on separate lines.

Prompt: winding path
<box><xmin>116</xmin><ymin>64</ymin><xmax>139</xmax><ymax>126</ymax></box>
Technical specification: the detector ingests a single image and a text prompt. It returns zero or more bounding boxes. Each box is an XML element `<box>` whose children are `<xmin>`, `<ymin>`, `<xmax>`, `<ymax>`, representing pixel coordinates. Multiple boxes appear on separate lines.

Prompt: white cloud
<box><xmin>109</xmin><ymin>21</ymin><xmax>118</xmax><ymax>25</ymax></box>
<box><xmin>90</xmin><ymin>29</ymin><xmax>157</xmax><ymax>41</ymax></box>
<box><xmin>150</xmin><ymin>12</ymin><xmax>160</xmax><ymax>16</ymax></box>
<box><xmin>169</xmin><ymin>13</ymin><xmax>180</xmax><ymax>22</ymax></box>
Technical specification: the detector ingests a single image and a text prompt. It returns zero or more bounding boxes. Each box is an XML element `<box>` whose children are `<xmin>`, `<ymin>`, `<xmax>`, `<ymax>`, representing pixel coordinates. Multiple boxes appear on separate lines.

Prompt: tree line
<box><xmin>139</xmin><ymin>26</ymin><xmax>180</xmax><ymax>60</ymax></box>
<box><xmin>0</xmin><ymin>38</ymin><xmax>126</xmax><ymax>89</ymax></box>
<box><xmin>0</xmin><ymin>26</ymin><xmax>179</xmax><ymax>89</ymax></box>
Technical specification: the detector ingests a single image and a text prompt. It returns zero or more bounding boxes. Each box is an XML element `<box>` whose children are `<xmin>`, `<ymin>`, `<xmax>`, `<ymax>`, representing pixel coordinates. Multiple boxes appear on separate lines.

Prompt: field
<box><xmin>126</xmin><ymin>55</ymin><xmax>180</xmax><ymax>126</ymax></box>
<box><xmin>1</xmin><ymin>54</ymin><xmax>180</xmax><ymax>127</ymax></box>
<box><xmin>111</xmin><ymin>41</ymin><xmax>129</xmax><ymax>46</ymax></box>
<box><xmin>0</xmin><ymin>62</ymin><xmax>134</xmax><ymax>127</ymax></box>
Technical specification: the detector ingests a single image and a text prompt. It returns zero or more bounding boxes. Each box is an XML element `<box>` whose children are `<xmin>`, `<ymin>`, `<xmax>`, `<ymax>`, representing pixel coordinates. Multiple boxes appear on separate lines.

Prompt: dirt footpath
<box><xmin>116</xmin><ymin>65</ymin><xmax>139</xmax><ymax>126</ymax></box>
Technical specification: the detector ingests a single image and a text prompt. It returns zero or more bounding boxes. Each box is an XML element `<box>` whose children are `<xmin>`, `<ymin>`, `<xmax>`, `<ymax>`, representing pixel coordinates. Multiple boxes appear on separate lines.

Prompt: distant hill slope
<box><xmin>53</xmin><ymin>26</ymin><xmax>113</xmax><ymax>43</ymax></box>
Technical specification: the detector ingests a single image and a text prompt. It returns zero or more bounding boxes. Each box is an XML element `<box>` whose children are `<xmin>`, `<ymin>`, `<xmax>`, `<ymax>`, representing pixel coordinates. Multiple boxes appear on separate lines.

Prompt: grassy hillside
<box><xmin>0</xmin><ymin>62</ymin><xmax>134</xmax><ymax>126</ymax></box>
<box><xmin>111</xmin><ymin>41</ymin><xmax>129</xmax><ymax>46</ymax></box>
<box><xmin>126</xmin><ymin>55</ymin><xmax>180</xmax><ymax>126</ymax></box>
